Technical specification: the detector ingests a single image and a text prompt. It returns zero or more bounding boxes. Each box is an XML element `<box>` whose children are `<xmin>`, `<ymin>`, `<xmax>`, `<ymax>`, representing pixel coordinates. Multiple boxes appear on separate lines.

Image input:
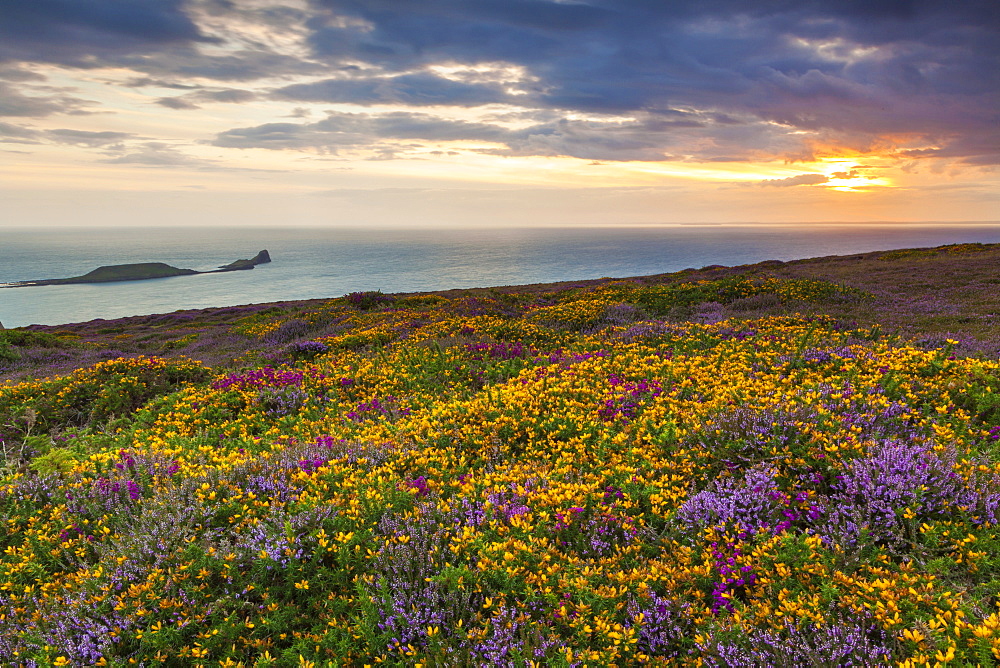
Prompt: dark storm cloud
<box><xmin>0</xmin><ymin>0</ymin><xmax>212</xmax><ymax>66</ymax></box>
<box><xmin>0</xmin><ymin>1</ymin><xmax>323</xmax><ymax>87</ymax></box>
<box><xmin>2</xmin><ymin>0</ymin><xmax>996</xmax><ymax>164</ymax></box>
<box><xmin>298</xmin><ymin>0</ymin><xmax>999</xmax><ymax>163</ymax></box>
<box><xmin>305</xmin><ymin>0</ymin><xmax>612</xmax><ymax>68</ymax></box>
<box><xmin>118</xmin><ymin>49</ymin><xmax>326</xmax><ymax>82</ymax></box>
<box><xmin>275</xmin><ymin>73</ymin><xmax>509</xmax><ymax>107</ymax></box>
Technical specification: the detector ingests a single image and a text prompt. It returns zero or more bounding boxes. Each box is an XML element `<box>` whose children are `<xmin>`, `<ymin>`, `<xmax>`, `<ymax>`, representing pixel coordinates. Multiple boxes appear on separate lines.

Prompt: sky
<box><xmin>1</xmin><ymin>0</ymin><xmax>998</xmax><ymax>228</ymax></box>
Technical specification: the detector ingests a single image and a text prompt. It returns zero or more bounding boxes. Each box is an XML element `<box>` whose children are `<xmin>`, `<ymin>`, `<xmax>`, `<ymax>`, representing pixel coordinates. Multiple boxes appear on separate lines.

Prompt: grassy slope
<box><xmin>1</xmin><ymin>242</ymin><xmax>999</xmax><ymax>666</ymax></box>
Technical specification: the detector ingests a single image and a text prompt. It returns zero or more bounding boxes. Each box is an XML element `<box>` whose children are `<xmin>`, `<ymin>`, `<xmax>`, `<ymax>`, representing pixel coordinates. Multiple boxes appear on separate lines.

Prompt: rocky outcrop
<box><xmin>218</xmin><ymin>250</ymin><xmax>271</xmax><ymax>271</ymax></box>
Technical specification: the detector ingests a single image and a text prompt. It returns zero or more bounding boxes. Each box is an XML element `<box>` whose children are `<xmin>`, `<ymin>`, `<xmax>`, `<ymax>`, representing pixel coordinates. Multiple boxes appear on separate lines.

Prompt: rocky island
<box><xmin>1</xmin><ymin>250</ymin><xmax>271</xmax><ymax>288</ymax></box>
<box><xmin>217</xmin><ymin>250</ymin><xmax>272</xmax><ymax>271</ymax></box>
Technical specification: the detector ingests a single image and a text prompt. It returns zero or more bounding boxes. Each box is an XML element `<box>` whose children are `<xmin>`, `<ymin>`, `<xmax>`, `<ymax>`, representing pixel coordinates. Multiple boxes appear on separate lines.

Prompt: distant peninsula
<box><xmin>2</xmin><ymin>250</ymin><xmax>271</xmax><ymax>288</ymax></box>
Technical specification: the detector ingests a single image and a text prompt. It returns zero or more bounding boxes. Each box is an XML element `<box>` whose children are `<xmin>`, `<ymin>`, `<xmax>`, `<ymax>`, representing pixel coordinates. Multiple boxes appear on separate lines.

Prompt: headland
<box><xmin>1</xmin><ymin>250</ymin><xmax>271</xmax><ymax>288</ymax></box>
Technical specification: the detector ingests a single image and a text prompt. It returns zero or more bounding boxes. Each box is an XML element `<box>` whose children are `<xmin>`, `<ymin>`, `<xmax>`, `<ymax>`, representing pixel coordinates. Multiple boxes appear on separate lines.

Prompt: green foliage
<box><xmin>1</xmin><ymin>329</ymin><xmax>65</xmax><ymax>348</ymax></box>
<box><xmin>953</xmin><ymin>370</ymin><xmax>1000</xmax><ymax>426</ymax></box>
<box><xmin>161</xmin><ymin>333</ymin><xmax>199</xmax><ymax>351</ymax></box>
<box><xmin>20</xmin><ymin>434</ymin><xmax>53</xmax><ymax>454</ymax></box>
<box><xmin>0</xmin><ymin>357</ymin><xmax>212</xmax><ymax>446</ymax></box>
<box><xmin>588</xmin><ymin>276</ymin><xmax>871</xmax><ymax>318</ymax></box>
<box><xmin>0</xmin><ymin>329</ymin><xmax>73</xmax><ymax>368</ymax></box>
<box><xmin>0</xmin><ymin>341</ymin><xmax>18</xmax><ymax>365</ymax></box>
<box><xmin>29</xmin><ymin>447</ymin><xmax>77</xmax><ymax>476</ymax></box>
<box><xmin>879</xmin><ymin>243</ymin><xmax>995</xmax><ymax>261</ymax></box>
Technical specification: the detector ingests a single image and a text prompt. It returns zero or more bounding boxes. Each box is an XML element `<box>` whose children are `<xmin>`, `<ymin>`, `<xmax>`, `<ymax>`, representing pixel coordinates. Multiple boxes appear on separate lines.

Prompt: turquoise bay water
<box><xmin>2</xmin><ymin>224</ymin><xmax>1000</xmax><ymax>328</ymax></box>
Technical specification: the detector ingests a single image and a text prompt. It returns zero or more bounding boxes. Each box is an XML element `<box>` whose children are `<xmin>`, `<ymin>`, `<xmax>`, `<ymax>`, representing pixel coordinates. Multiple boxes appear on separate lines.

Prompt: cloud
<box><xmin>47</xmin><ymin>128</ymin><xmax>131</xmax><ymax>146</ymax></box>
<box><xmin>306</xmin><ymin>0</ymin><xmax>613</xmax><ymax>69</ymax></box>
<box><xmin>492</xmin><ymin>117</ymin><xmax>690</xmax><ymax>162</ymax></box>
<box><xmin>212</xmin><ymin>111</ymin><xmax>511</xmax><ymax>152</ymax></box>
<box><xmin>2</xmin><ymin>0</ymin><xmax>997</xmax><ymax>167</ymax></box>
<box><xmin>293</xmin><ymin>0</ymin><xmax>1000</xmax><ymax>164</ymax></box>
<box><xmin>0</xmin><ymin>121</ymin><xmax>43</xmax><ymax>143</ymax></box>
<box><xmin>118</xmin><ymin>48</ymin><xmax>325</xmax><ymax>82</ymax></box>
<box><xmin>156</xmin><ymin>96</ymin><xmax>200</xmax><ymax>110</ymax></box>
<box><xmin>901</xmin><ymin>133</ymin><xmax>1000</xmax><ymax>166</ymax></box>
<box><xmin>0</xmin><ymin>122</ymin><xmax>131</xmax><ymax>147</ymax></box>
<box><xmin>758</xmin><ymin>173</ymin><xmax>830</xmax><ymax>187</ymax></box>
<box><xmin>0</xmin><ymin>82</ymin><xmax>92</xmax><ymax>117</ymax></box>
<box><xmin>212</xmin><ymin>107</ymin><xmax>800</xmax><ymax>163</ymax></box>
<box><xmin>202</xmin><ymin>88</ymin><xmax>256</xmax><ymax>103</ymax></box>
<box><xmin>155</xmin><ymin>87</ymin><xmax>257</xmax><ymax>109</ymax></box>
<box><xmin>102</xmin><ymin>142</ymin><xmax>209</xmax><ymax>167</ymax></box>
<box><xmin>212</xmin><ymin>122</ymin><xmax>338</xmax><ymax>151</ymax></box>
<box><xmin>0</xmin><ymin>1</ymin><xmax>323</xmax><ymax>89</ymax></box>
<box><xmin>211</xmin><ymin>110</ymin><xmax>681</xmax><ymax>161</ymax></box>
<box><xmin>122</xmin><ymin>77</ymin><xmax>199</xmax><ymax>90</ymax></box>
<box><xmin>275</xmin><ymin>72</ymin><xmax>510</xmax><ymax>107</ymax></box>
<box><xmin>0</xmin><ymin>66</ymin><xmax>46</xmax><ymax>82</ymax></box>
<box><xmin>0</xmin><ymin>0</ymin><xmax>212</xmax><ymax>66</ymax></box>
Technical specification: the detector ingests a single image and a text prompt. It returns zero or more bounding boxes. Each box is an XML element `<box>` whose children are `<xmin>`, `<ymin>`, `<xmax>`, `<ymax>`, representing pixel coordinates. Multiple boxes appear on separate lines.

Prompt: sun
<box><xmin>817</xmin><ymin>158</ymin><xmax>893</xmax><ymax>192</ymax></box>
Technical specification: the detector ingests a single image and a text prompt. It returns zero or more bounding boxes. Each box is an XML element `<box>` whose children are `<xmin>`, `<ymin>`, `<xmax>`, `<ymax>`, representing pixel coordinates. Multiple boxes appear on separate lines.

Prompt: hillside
<box><xmin>1</xmin><ymin>243</ymin><xmax>999</xmax><ymax>665</ymax></box>
<box><xmin>71</xmin><ymin>262</ymin><xmax>198</xmax><ymax>282</ymax></box>
<box><xmin>3</xmin><ymin>241</ymin><xmax>998</xmax><ymax>383</ymax></box>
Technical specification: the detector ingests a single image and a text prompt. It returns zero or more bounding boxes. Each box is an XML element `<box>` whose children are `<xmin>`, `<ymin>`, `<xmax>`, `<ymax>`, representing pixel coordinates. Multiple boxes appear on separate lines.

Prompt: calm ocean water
<box><xmin>2</xmin><ymin>224</ymin><xmax>1000</xmax><ymax>328</ymax></box>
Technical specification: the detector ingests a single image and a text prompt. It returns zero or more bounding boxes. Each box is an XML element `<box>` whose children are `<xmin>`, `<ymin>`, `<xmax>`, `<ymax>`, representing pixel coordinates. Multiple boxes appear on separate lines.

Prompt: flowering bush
<box><xmin>1</xmin><ymin>275</ymin><xmax>999</xmax><ymax>666</ymax></box>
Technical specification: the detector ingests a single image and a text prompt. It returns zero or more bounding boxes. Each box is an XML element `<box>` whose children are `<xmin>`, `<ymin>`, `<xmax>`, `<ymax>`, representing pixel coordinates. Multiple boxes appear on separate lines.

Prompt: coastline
<box><xmin>3</xmin><ymin>225</ymin><xmax>1000</xmax><ymax>329</ymax></box>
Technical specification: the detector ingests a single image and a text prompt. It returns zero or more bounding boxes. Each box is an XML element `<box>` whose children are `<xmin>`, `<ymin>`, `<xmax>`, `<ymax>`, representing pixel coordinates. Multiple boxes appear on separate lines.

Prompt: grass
<box><xmin>1</xmin><ymin>244</ymin><xmax>1000</xmax><ymax>666</ymax></box>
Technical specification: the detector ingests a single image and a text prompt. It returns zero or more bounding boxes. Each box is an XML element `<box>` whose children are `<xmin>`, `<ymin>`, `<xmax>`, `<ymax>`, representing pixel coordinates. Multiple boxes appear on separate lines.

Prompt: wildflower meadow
<box><xmin>2</xmin><ymin>247</ymin><xmax>1000</xmax><ymax>666</ymax></box>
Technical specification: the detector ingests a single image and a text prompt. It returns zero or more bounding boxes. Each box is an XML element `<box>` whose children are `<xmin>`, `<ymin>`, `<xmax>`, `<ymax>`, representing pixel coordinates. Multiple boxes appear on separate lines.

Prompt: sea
<box><xmin>2</xmin><ymin>224</ymin><xmax>1000</xmax><ymax>329</ymax></box>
